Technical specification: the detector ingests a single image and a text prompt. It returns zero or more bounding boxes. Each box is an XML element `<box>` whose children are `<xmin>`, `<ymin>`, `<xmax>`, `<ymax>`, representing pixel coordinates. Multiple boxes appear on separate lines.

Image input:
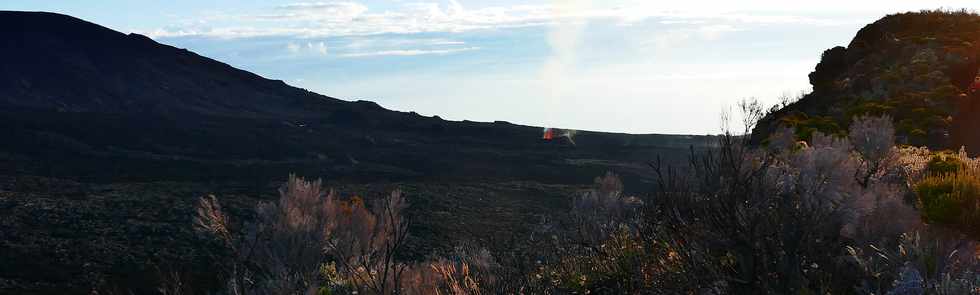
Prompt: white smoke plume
<box><xmin>540</xmin><ymin>0</ymin><xmax>594</xmax><ymax>125</ymax></box>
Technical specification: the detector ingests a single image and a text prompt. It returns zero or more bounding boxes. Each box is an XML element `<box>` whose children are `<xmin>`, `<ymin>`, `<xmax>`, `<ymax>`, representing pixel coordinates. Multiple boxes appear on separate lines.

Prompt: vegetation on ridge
<box><xmin>754</xmin><ymin>9</ymin><xmax>980</xmax><ymax>150</ymax></box>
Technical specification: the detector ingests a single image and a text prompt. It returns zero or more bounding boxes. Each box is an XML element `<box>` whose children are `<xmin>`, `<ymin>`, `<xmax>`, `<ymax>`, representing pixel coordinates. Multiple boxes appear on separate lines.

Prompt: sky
<box><xmin>3</xmin><ymin>1</ymin><xmax>978</xmax><ymax>134</ymax></box>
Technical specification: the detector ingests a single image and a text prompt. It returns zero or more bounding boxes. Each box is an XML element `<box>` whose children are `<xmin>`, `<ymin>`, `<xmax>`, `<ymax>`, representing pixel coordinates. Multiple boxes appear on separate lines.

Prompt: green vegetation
<box><xmin>757</xmin><ymin>9</ymin><xmax>980</xmax><ymax>147</ymax></box>
<box><xmin>778</xmin><ymin>112</ymin><xmax>843</xmax><ymax>141</ymax></box>
<box><xmin>925</xmin><ymin>151</ymin><xmax>965</xmax><ymax>175</ymax></box>
<box><xmin>915</xmin><ymin>151</ymin><xmax>980</xmax><ymax>235</ymax></box>
<box><xmin>916</xmin><ymin>172</ymin><xmax>980</xmax><ymax>226</ymax></box>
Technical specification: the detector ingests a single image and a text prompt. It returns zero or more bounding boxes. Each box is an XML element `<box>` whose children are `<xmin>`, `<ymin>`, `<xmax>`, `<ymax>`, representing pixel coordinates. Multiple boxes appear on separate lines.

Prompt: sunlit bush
<box><xmin>925</xmin><ymin>152</ymin><xmax>966</xmax><ymax>175</ymax></box>
<box><xmin>916</xmin><ymin>169</ymin><xmax>980</xmax><ymax>231</ymax></box>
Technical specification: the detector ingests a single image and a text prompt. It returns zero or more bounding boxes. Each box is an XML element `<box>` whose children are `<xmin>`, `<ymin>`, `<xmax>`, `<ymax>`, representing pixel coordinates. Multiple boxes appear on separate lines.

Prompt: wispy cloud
<box><xmin>339</xmin><ymin>46</ymin><xmax>481</xmax><ymax>58</ymax></box>
<box><xmin>139</xmin><ymin>1</ymin><xmax>864</xmax><ymax>40</ymax></box>
<box><xmin>142</xmin><ymin>1</ymin><xmax>551</xmax><ymax>39</ymax></box>
<box><xmin>343</xmin><ymin>38</ymin><xmax>468</xmax><ymax>49</ymax></box>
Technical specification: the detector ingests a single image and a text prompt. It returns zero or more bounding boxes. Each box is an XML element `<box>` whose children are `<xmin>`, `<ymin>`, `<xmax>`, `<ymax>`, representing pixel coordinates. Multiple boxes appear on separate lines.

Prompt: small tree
<box><xmin>323</xmin><ymin>190</ymin><xmax>411</xmax><ymax>295</ymax></box>
<box><xmin>850</xmin><ymin>115</ymin><xmax>898</xmax><ymax>188</ymax></box>
<box><xmin>194</xmin><ymin>175</ymin><xmax>333</xmax><ymax>294</ymax></box>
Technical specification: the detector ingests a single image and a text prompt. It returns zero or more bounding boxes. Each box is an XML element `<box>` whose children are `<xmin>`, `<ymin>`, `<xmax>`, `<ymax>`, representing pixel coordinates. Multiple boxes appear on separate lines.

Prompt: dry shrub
<box><xmin>323</xmin><ymin>190</ymin><xmax>410</xmax><ymax>295</ymax></box>
<box><xmin>570</xmin><ymin>172</ymin><xmax>642</xmax><ymax>246</ymax></box>
<box><xmin>847</xmin><ymin>230</ymin><xmax>980</xmax><ymax>294</ymax></box>
<box><xmin>193</xmin><ymin>175</ymin><xmax>411</xmax><ymax>295</ymax></box>
<box><xmin>850</xmin><ymin>115</ymin><xmax>899</xmax><ymax>188</ymax></box>
<box><xmin>523</xmin><ymin>172</ymin><xmax>665</xmax><ymax>294</ymax></box>
<box><xmin>647</xmin><ymin>110</ymin><xmax>930</xmax><ymax>293</ymax></box>
<box><xmin>195</xmin><ymin>175</ymin><xmax>511</xmax><ymax>295</ymax></box>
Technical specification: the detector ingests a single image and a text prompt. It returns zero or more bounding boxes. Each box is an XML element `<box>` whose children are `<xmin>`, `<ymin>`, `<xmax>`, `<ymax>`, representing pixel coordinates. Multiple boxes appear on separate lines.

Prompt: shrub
<box><xmin>846</xmin><ymin>101</ymin><xmax>895</xmax><ymax>119</ymax></box>
<box><xmin>647</xmin><ymin>109</ymin><xmax>928</xmax><ymax>293</ymax></box>
<box><xmin>849</xmin><ymin>115</ymin><xmax>897</xmax><ymax>187</ymax></box>
<box><xmin>531</xmin><ymin>228</ymin><xmax>657</xmax><ymax>294</ymax></box>
<box><xmin>194</xmin><ymin>175</ymin><xmax>414</xmax><ymax>295</ymax></box>
<box><xmin>898</xmin><ymin>146</ymin><xmax>934</xmax><ymax>187</ymax></box>
<box><xmin>650</xmin><ymin>133</ymin><xmax>855</xmax><ymax>292</ymax></box>
<box><xmin>320</xmin><ymin>189</ymin><xmax>411</xmax><ymax>295</ymax></box>
<box><xmin>847</xmin><ymin>231</ymin><xmax>980</xmax><ymax>295</ymax></box>
<box><xmin>915</xmin><ymin>170</ymin><xmax>980</xmax><ymax>232</ymax></box>
<box><xmin>520</xmin><ymin>172</ymin><xmax>663</xmax><ymax>294</ymax></box>
<box><xmin>193</xmin><ymin>175</ymin><xmax>338</xmax><ymax>294</ymax></box>
<box><xmin>925</xmin><ymin>152</ymin><xmax>965</xmax><ymax>175</ymax></box>
<box><xmin>195</xmin><ymin>176</ymin><xmax>523</xmax><ymax>295</ymax></box>
<box><xmin>778</xmin><ymin>112</ymin><xmax>844</xmax><ymax>141</ymax></box>
<box><xmin>909</xmin><ymin>148</ymin><xmax>980</xmax><ymax>235</ymax></box>
<box><xmin>569</xmin><ymin>172</ymin><xmax>642</xmax><ymax>246</ymax></box>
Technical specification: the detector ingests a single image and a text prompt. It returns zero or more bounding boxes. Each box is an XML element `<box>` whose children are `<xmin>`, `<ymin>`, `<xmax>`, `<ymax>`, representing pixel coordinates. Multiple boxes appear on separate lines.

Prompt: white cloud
<box><xmin>697</xmin><ymin>24</ymin><xmax>741</xmax><ymax>40</ymax></box>
<box><xmin>142</xmin><ymin>1</ymin><xmax>554</xmax><ymax>39</ymax></box>
<box><xmin>343</xmin><ymin>38</ymin><xmax>468</xmax><ymax>49</ymax></box>
<box><xmin>141</xmin><ymin>0</ymin><xmax>874</xmax><ymax>40</ymax></box>
<box><xmin>257</xmin><ymin>2</ymin><xmax>369</xmax><ymax>21</ymax></box>
<box><xmin>286</xmin><ymin>41</ymin><xmax>329</xmax><ymax>55</ymax></box>
<box><xmin>324</xmin><ymin>37</ymin><xmax>472</xmax><ymax>58</ymax></box>
<box><xmin>339</xmin><ymin>46</ymin><xmax>481</xmax><ymax>58</ymax></box>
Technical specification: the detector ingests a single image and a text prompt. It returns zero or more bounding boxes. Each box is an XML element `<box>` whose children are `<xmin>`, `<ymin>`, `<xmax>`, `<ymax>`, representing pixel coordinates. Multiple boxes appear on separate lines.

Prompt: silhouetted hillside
<box><xmin>0</xmin><ymin>11</ymin><xmax>707</xmax><ymax>184</ymax></box>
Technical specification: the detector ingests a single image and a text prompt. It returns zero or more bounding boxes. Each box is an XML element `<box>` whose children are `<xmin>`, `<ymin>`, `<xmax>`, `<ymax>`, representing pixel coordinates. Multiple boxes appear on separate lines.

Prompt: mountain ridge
<box><xmin>0</xmin><ymin>10</ymin><xmax>709</xmax><ymax>185</ymax></box>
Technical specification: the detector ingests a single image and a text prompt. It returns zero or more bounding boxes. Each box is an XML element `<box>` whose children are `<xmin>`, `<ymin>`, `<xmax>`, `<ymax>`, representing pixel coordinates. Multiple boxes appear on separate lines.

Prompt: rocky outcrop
<box><xmin>753</xmin><ymin>10</ymin><xmax>980</xmax><ymax>154</ymax></box>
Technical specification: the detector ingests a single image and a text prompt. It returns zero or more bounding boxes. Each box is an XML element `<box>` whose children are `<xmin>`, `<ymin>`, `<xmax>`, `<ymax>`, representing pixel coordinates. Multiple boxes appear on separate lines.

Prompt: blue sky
<box><xmin>3</xmin><ymin>1</ymin><xmax>978</xmax><ymax>134</ymax></box>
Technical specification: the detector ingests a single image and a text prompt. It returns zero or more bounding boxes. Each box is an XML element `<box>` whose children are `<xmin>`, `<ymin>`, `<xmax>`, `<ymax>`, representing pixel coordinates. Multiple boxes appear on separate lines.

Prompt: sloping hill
<box><xmin>753</xmin><ymin>10</ymin><xmax>980</xmax><ymax>152</ymax></box>
<box><xmin>0</xmin><ymin>11</ymin><xmax>351</xmax><ymax>117</ymax></box>
<box><xmin>0</xmin><ymin>11</ymin><xmax>706</xmax><ymax>184</ymax></box>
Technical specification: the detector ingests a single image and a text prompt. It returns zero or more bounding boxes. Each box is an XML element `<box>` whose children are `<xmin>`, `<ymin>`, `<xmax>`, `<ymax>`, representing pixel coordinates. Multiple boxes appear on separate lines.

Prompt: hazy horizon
<box><xmin>3</xmin><ymin>0</ymin><xmax>977</xmax><ymax>134</ymax></box>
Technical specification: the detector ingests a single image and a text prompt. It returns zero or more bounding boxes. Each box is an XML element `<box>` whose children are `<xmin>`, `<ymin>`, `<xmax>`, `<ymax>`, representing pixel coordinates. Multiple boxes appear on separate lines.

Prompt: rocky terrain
<box><xmin>753</xmin><ymin>10</ymin><xmax>980</xmax><ymax>153</ymax></box>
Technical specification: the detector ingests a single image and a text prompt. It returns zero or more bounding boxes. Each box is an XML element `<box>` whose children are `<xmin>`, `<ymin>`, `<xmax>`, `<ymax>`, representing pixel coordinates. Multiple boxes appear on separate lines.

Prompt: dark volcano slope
<box><xmin>0</xmin><ymin>11</ymin><xmax>710</xmax><ymax>294</ymax></box>
<box><xmin>752</xmin><ymin>10</ymin><xmax>980</xmax><ymax>152</ymax></box>
<box><xmin>0</xmin><ymin>11</ymin><xmax>708</xmax><ymax>185</ymax></box>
